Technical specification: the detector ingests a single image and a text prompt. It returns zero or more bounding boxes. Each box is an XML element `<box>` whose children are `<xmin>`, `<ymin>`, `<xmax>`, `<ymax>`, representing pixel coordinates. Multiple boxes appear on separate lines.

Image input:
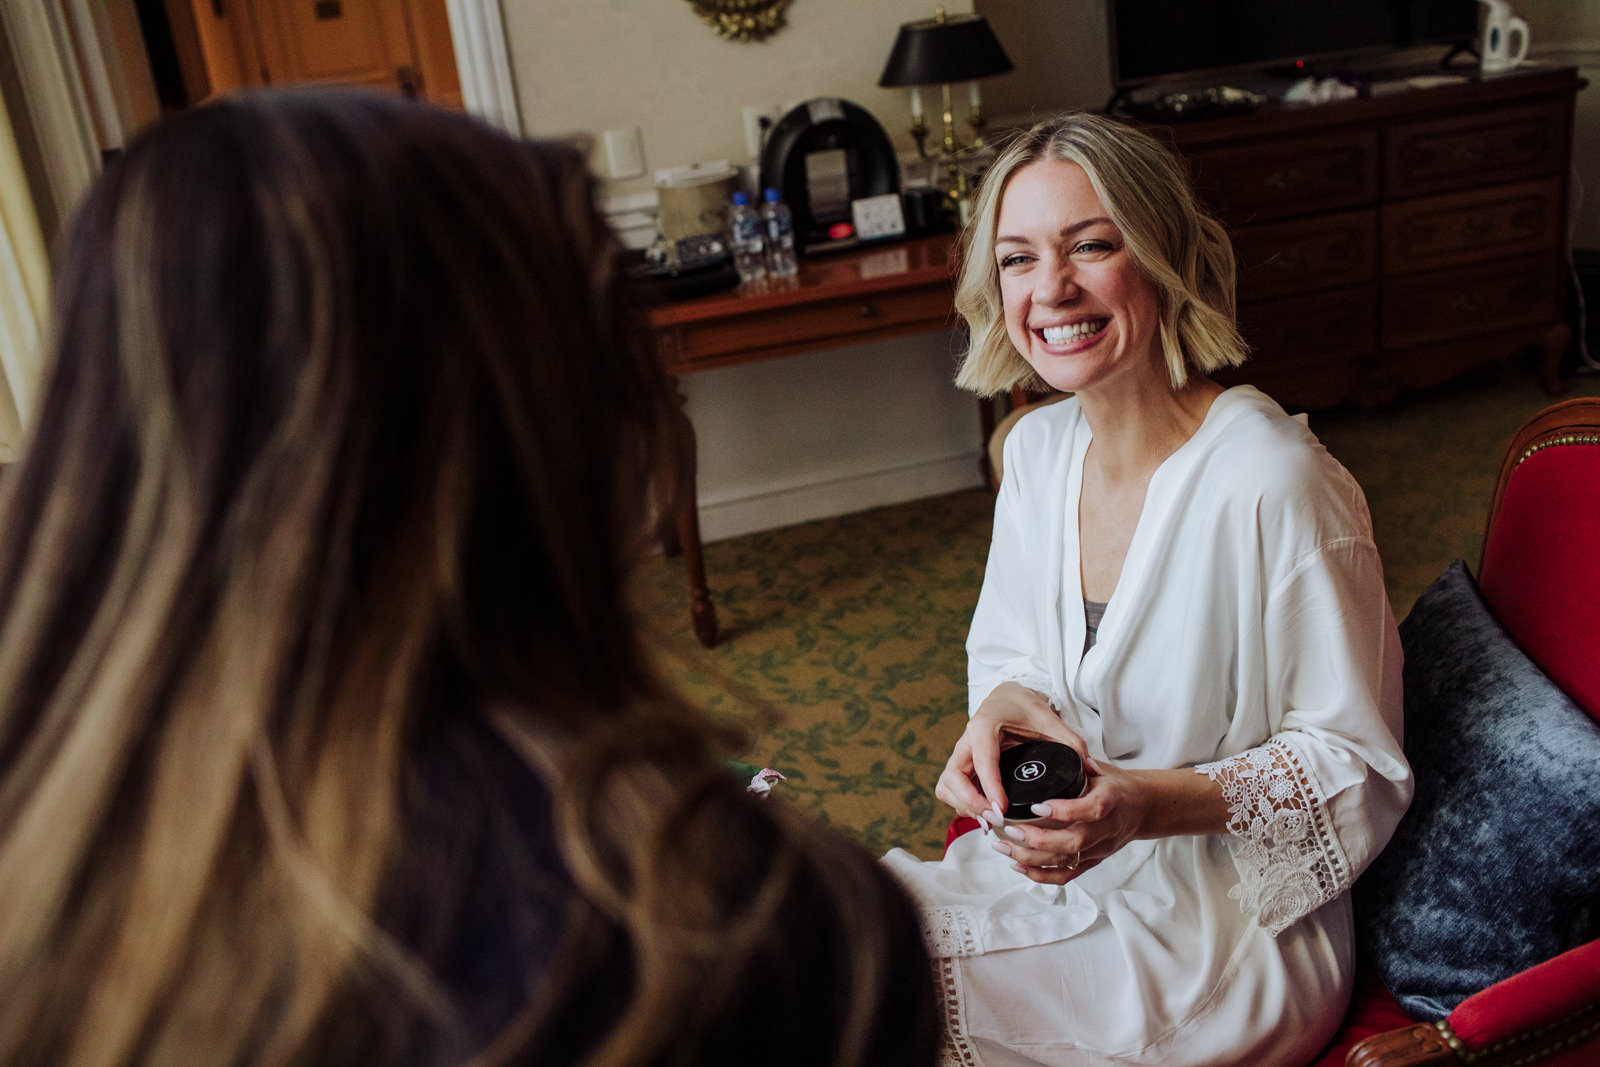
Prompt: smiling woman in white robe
<box><xmin>883</xmin><ymin>114</ymin><xmax>1411</xmax><ymax>1067</ymax></box>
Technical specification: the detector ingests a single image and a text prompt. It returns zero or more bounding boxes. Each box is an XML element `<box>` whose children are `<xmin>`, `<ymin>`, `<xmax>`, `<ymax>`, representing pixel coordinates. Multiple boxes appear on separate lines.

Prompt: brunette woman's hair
<box><xmin>953</xmin><ymin>111</ymin><xmax>1248</xmax><ymax>396</ymax></box>
<box><xmin>0</xmin><ymin>88</ymin><xmax>935</xmax><ymax>1066</ymax></box>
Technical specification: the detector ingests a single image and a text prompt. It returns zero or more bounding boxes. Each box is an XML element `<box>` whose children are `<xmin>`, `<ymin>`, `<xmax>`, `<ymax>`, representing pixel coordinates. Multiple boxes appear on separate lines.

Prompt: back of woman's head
<box><xmin>0</xmin><ymin>88</ymin><xmax>935</xmax><ymax>1067</ymax></box>
<box><xmin>954</xmin><ymin>111</ymin><xmax>1248</xmax><ymax>395</ymax></box>
<box><xmin>22</xmin><ymin>87</ymin><xmax>663</xmax><ymax>709</ymax></box>
<box><xmin>0</xmin><ymin>89</ymin><xmax>674</xmax><ymax>1063</ymax></box>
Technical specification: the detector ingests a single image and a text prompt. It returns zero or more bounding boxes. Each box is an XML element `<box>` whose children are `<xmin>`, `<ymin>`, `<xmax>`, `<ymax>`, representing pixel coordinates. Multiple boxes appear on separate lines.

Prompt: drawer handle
<box><xmin>858</xmin><ymin>303</ymin><xmax>878</xmax><ymax>319</ymax></box>
<box><xmin>1453</xmin><ymin>140</ymin><xmax>1489</xmax><ymax>164</ymax></box>
<box><xmin>1264</xmin><ymin>168</ymin><xmax>1305</xmax><ymax>193</ymax></box>
<box><xmin>1459</xmin><ymin>215</ymin><xmax>1492</xmax><ymax>241</ymax></box>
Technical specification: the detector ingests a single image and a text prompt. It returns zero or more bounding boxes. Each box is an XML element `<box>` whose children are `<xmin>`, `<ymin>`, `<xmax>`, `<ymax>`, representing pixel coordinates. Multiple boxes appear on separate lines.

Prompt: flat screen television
<box><xmin>1109</xmin><ymin>0</ymin><xmax>1479</xmax><ymax>89</ymax></box>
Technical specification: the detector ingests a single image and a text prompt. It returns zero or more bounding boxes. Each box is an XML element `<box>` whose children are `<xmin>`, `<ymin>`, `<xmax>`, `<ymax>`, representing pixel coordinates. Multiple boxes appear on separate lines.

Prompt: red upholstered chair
<box><xmin>1315</xmin><ymin>396</ymin><xmax>1600</xmax><ymax>1067</ymax></box>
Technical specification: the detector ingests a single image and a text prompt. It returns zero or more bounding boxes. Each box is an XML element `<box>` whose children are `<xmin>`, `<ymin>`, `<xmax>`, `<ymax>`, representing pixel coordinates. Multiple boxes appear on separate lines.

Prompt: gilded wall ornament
<box><xmin>684</xmin><ymin>0</ymin><xmax>792</xmax><ymax>42</ymax></box>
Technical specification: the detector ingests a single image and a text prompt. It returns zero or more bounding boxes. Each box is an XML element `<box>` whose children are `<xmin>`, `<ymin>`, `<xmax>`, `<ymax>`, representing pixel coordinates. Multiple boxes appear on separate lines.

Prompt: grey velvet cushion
<box><xmin>1353</xmin><ymin>559</ymin><xmax>1600</xmax><ymax>1021</ymax></box>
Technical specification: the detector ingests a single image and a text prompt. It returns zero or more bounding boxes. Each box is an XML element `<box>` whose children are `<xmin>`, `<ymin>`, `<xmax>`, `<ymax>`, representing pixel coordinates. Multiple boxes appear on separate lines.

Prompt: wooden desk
<box><xmin>649</xmin><ymin>234</ymin><xmax>959</xmax><ymax>646</ymax></box>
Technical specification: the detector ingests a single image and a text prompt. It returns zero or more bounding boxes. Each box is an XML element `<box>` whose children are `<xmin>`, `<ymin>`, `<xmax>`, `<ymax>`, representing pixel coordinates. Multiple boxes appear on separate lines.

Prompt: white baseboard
<box><xmin>699</xmin><ymin>451</ymin><xmax>986</xmax><ymax>542</ymax></box>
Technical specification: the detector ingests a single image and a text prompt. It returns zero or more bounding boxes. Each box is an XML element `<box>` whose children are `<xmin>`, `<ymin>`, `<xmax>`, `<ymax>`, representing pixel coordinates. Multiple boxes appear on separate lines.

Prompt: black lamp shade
<box><xmin>878</xmin><ymin>13</ymin><xmax>1014</xmax><ymax>87</ymax></box>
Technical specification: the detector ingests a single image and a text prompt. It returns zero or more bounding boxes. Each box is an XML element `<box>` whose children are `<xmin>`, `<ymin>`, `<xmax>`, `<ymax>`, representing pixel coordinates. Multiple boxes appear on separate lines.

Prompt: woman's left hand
<box><xmin>990</xmin><ymin>762</ymin><xmax>1231</xmax><ymax>884</ymax></box>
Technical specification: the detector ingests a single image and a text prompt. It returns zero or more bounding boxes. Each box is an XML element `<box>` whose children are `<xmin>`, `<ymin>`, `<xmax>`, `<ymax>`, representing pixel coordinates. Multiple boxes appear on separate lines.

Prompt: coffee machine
<box><xmin>758</xmin><ymin>98</ymin><xmax>901</xmax><ymax>254</ymax></box>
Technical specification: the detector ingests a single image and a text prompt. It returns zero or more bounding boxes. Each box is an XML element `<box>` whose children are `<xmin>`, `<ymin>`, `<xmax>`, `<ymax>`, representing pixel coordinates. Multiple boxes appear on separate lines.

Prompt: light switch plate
<box><xmin>603</xmin><ymin>127</ymin><xmax>644</xmax><ymax>180</ymax></box>
<box><xmin>851</xmin><ymin>193</ymin><xmax>907</xmax><ymax>241</ymax></box>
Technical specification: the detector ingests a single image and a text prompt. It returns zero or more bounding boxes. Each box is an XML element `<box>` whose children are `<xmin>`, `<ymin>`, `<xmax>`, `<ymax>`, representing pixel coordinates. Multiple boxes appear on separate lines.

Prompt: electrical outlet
<box><xmin>603</xmin><ymin>126</ymin><xmax>644</xmax><ymax>180</ymax></box>
<box><xmin>742</xmin><ymin>105</ymin><xmax>776</xmax><ymax>159</ymax></box>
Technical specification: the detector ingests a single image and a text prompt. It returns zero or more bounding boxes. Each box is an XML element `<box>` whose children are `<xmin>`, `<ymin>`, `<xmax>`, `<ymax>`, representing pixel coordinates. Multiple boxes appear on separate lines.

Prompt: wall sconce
<box><xmin>878</xmin><ymin>6</ymin><xmax>1013</xmax><ymax>223</ymax></box>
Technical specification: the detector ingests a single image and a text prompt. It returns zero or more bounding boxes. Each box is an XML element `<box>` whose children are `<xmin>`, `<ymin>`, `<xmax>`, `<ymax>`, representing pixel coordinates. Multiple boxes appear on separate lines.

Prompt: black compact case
<box><xmin>998</xmin><ymin>741</ymin><xmax>1087</xmax><ymax>821</ymax></box>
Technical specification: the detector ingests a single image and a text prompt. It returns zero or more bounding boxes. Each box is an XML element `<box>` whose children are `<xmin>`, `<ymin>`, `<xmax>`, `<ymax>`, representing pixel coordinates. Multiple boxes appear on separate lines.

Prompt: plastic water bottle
<box><xmin>728</xmin><ymin>191</ymin><xmax>767</xmax><ymax>283</ymax></box>
<box><xmin>761</xmin><ymin>188</ymin><xmax>798</xmax><ymax>278</ymax></box>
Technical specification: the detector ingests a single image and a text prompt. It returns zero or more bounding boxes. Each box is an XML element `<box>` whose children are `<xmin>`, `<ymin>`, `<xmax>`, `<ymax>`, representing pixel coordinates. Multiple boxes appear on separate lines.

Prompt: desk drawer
<box><xmin>1188</xmin><ymin>129</ymin><xmax>1378</xmax><ymax>226</ymax></box>
<box><xmin>1382</xmin><ymin>177</ymin><xmax>1562</xmax><ymax>275</ymax></box>
<box><xmin>659</xmin><ymin>282</ymin><xmax>953</xmax><ymax>370</ymax></box>
<box><xmin>1381</xmin><ymin>253</ymin><xmax>1561</xmax><ymax>349</ymax></box>
<box><xmin>1233</xmin><ymin>209</ymin><xmax>1377</xmax><ymax>301</ymax></box>
<box><xmin>1385</xmin><ymin>100</ymin><xmax>1571</xmax><ymax>198</ymax></box>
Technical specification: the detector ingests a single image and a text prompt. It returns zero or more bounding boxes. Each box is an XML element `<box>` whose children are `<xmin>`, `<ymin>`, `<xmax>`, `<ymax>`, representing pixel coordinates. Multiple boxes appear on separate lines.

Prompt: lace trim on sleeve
<box><xmin>1196</xmin><ymin>737</ymin><xmax>1350</xmax><ymax>936</ymax></box>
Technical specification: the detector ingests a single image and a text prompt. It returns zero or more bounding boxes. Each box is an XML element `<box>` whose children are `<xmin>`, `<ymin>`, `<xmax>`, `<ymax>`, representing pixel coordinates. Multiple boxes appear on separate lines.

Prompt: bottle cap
<box><xmin>732</xmin><ymin>191</ymin><xmax>749</xmax><ymax>205</ymax></box>
<box><xmin>764</xmin><ymin>188</ymin><xmax>780</xmax><ymax>202</ymax></box>
<box><xmin>998</xmin><ymin>741</ymin><xmax>1086</xmax><ymax>820</ymax></box>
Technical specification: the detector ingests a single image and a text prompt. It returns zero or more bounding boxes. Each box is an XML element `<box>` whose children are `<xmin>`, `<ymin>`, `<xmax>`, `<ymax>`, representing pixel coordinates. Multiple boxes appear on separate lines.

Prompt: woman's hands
<box><xmin>989</xmin><ymin>765</ymin><xmax>1147</xmax><ymax>884</ymax></box>
<box><xmin>934</xmin><ymin>682</ymin><xmax>1091</xmax><ymax>822</ymax></box>
<box><xmin>936</xmin><ymin>683</ymin><xmax>1232</xmax><ymax>885</ymax></box>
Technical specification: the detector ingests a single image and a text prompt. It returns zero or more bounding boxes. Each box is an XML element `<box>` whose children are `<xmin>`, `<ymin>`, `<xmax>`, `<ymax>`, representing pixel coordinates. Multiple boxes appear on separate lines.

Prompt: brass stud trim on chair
<box><xmin>1434</xmin><ymin>998</ymin><xmax>1600</xmax><ymax>1065</ymax></box>
<box><xmin>1516</xmin><ymin>432</ymin><xmax>1600</xmax><ymax>469</ymax></box>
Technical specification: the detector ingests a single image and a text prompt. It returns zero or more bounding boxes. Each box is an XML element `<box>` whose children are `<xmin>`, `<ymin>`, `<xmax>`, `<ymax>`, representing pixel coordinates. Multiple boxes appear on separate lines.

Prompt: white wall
<box><xmin>1519</xmin><ymin>1</ymin><xmax>1600</xmax><ymax>248</ymax></box>
<box><xmin>502</xmin><ymin>0</ymin><xmax>988</xmax><ymax>541</ymax></box>
<box><xmin>686</xmin><ymin>329</ymin><xmax>981</xmax><ymax>541</ymax></box>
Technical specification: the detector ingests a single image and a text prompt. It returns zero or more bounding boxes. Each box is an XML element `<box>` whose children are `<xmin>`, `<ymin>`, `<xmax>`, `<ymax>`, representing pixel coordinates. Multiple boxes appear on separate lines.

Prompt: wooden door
<box><xmin>191</xmin><ymin>0</ymin><xmax>461</xmax><ymax>109</ymax></box>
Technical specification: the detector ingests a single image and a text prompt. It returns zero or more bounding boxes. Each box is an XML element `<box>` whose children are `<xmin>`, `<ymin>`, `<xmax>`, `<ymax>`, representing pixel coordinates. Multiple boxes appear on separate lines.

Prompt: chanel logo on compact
<box><xmin>997</xmin><ymin>741</ymin><xmax>1087</xmax><ymax>821</ymax></box>
<box><xmin>1015</xmin><ymin>760</ymin><xmax>1047</xmax><ymax>782</ymax></box>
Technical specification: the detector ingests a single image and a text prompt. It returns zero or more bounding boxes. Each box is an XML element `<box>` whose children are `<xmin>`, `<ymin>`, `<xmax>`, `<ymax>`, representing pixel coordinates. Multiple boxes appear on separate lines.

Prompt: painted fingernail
<box><xmin>1030</xmin><ymin>802</ymin><xmax>1052</xmax><ymax>817</ymax></box>
<box><xmin>989</xmin><ymin>840</ymin><xmax>1012</xmax><ymax>857</ymax></box>
<box><xmin>980</xmin><ymin>809</ymin><xmax>1002</xmax><ymax>828</ymax></box>
<box><xmin>990</xmin><ymin>805</ymin><xmax>1005</xmax><ymax>823</ymax></box>
<box><xmin>1002</xmin><ymin>825</ymin><xmax>1025</xmax><ymax>842</ymax></box>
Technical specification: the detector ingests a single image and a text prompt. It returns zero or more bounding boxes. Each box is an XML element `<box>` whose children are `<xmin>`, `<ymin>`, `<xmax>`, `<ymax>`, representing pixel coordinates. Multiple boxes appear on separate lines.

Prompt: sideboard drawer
<box><xmin>658</xmin><ymin>281</ymin><xmax>953</xmax><ymax>370</ymax></box>
<box><xmin>1381</xmin><ymin>253</ymin><xmax>1562</xmax><ymax>349</ymax></box>
<box><xmin>1385</xmin><ymin>100</ymin><xmax>1571</xmax><ymax>198</ymax></box>
<box><xmin>1239</xmin><ymin>284</ymin><xmax>1380</xmax><ymax>365</ymax></box>
<box><xmin>1382</xmin><ymin>176</ymin><xmax>1562</xmax><ymax>275</ymax></box>
<box><xmin>1188</xmin><ymin>130</ymin><xmax>1378</xmax><ymax>226</ymax></box>
<box><xmin>1233</xmin><ymin>209</ymin><xmax>1378</xmax><ymax>301</ymax></box>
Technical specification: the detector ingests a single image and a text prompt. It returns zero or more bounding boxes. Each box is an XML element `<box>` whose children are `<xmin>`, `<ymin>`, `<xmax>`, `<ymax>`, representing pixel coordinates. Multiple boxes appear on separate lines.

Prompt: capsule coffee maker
<box><xmin>758</xmin><ymin>98</ymin><xmax>901</xmax><ymax>255</ymax></box>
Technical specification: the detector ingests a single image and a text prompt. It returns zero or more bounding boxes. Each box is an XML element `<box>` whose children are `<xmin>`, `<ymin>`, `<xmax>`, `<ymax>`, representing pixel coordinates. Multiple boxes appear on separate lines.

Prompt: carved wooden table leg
<box><xmin>664</xmin><ymin>377</ymin><xmax>718</xmax><ymax>647</ymax></box>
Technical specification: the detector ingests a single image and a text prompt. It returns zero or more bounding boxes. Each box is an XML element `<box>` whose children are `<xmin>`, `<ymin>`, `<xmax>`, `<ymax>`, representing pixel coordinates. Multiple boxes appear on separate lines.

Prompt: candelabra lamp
<box><xmin>878</xmin><ymin>6</ymin><xmax>1013</xmax><ymax>224</ymax></box>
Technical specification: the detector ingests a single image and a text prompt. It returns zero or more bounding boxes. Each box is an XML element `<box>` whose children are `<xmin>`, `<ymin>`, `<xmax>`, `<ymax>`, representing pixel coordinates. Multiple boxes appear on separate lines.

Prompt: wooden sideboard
<box><xmin>1148</xmin><ymin>64</ymin><xmax>1583</xmax><ymax>409</ymax></box>
<box><xmin>647</xmin><ymin>235</ymin><xmax>959</xmax><ymax>646</ymax></box>
<box><xmin>651</xmin><ymin>236</ymin><xmax>957</xmax><ymax>374</ymax></box>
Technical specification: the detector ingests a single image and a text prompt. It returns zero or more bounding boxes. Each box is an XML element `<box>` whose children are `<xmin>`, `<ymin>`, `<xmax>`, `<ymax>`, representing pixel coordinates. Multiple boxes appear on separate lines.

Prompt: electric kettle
<box><xmin>1479</xmin><ymin>0</ymin><xmax>1530</xmax><ymax>75</ymax></box>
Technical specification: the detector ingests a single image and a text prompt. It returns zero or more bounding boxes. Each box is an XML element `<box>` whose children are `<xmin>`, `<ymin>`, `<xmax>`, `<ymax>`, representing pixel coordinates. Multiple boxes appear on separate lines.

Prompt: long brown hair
<box><xmin>0</xmin><ymin>89</ymin><xmax>934</xmax><ymax>1066</ymax></box>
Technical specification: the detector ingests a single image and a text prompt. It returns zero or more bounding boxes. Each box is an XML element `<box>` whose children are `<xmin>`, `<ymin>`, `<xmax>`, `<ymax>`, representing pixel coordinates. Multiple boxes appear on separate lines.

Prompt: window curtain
<box><xmin>0</xmin><ymin>78</ymin><xmax>48</xmax><ymax>464</ymax></box>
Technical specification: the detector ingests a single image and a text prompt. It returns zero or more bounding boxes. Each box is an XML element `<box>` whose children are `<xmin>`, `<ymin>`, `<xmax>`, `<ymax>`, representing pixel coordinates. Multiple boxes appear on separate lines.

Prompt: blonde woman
<box><xmin>884</xmin><ymin>113</ymin><xmax>1411</xmax><ymax>1065</ymax></box>
<box><xmin>0</xmin><ymin>88</ymin><xmax>939</xmax><ymax>1066</ymax></box>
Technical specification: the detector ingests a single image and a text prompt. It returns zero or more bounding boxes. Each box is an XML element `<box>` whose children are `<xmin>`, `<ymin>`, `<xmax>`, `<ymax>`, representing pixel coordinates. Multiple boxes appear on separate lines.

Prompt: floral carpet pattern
<box><xmin>636</xmin><ymin>365</ymin><xmax>1600</xmax><ymax>860</ymax></box>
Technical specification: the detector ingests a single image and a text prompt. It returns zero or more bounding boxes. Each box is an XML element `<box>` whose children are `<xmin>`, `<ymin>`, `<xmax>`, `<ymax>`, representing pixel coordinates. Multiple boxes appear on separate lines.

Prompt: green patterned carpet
<box><xmin>637</xmin><ymin>364</ymin><xmax>1600</xmax><ymax>860</ymax></box>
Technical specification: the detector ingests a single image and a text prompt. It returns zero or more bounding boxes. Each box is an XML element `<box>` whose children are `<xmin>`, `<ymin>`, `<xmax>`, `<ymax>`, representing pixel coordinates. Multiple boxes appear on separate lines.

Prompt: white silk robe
<box><xmin>885</xmin><ymin>386</ymin><xmax>1412</xmax><ymax>1067</ymax></box>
